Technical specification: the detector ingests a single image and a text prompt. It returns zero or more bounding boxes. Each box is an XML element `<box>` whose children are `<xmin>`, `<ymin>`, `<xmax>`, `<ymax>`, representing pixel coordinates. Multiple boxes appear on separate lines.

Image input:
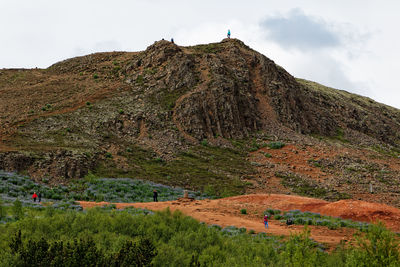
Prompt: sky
<box><xmin>1</xmin><ymin>0</ymin><xmax>400</xmax><ymax>109</ymax></box>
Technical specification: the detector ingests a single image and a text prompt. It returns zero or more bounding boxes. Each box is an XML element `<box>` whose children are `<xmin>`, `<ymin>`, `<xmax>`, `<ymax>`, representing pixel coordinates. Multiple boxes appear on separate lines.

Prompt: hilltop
<box><xmin>1</xmin><ymin>38</ymin><xmax>400</xmax><ymax>207</ymax></box>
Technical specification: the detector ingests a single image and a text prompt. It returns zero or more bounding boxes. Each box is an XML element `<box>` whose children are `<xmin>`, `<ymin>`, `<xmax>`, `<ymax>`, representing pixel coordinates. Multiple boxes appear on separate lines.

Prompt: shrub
<box><xmin>348</xmin><ymin>222</ymin><xmax>400</xmax><ymax>266</ymax></box>
<box><xmin>267</xmin><ymin>142</ymin><xmax>285</xmax><ymax>149</ymax></box>
<box><xmin>262</xmin><ymin>152</ymin><xmax>272</xmax><ymax>158</ymax></box>
<box><xmin>105</xmin><ymin>152</ymin><xmax>113</xmax><ymax>159</ymax></box>
<box><xmin>12</xmin><ymin>199</ymin><xmax>23</xmax><ymax>220</ymax></box>
<box><xmin>0</xmin><ymin>199</ymin><xmax>5</xmax><ymax>219</ymax></box>
<box><xmin>93</xmin><ymin>74</ymin><xmax>99</xmax><ymax>79</ymax></box>
<box><xmin>264</xmin><ymin>209</ymin><xmax>281</xmax><ymax>216</ymax></box>
<box><xmin>240</xmin><ymin>209</ymin><xmax>247</xmax><ymax>215</ymax></box>
<box><xmin>8</xmin><ymin>231</ymin><xmax>157</xmax><ymax>266</ymax></box>
<box><xmin>200</xmin><ymin>139</ymin><xmax>208</xmax><ymax>146</ymax></box>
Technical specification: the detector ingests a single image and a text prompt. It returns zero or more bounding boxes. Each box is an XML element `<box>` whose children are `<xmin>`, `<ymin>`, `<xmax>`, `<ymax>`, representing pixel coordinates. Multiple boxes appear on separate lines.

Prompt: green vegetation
<box><xmin>8</xmin><ymin>230</ymin><xmax>156</xmax><ymax>266</ymax></box>
<box><xmin>276</xmin><ymin>171</ymin><xmax>351</xmax><ymax>201</ymax></box>
<box><xmin>95</xmin><ymin>145</ymin><xmax>254</xmax><ymax>197</ymax></box>
<box><xmin>200</xmin><ymin>139</ymin><xmax>208</xmax><ymax>146</ymax></box>
<box><xmin>0</xmin><ymin>207</ymin><xmax>398</xmax><ymax>266</ymax></box>
<box><xmin>93</xmin><ymin>73</ymin><xmax>99</xmax><ymax>79</ymax></box>
<box><xmin>249</xmin><ymin>140</ymin><xmax>268</xmax><ymax>152</ymax></box>
<box><xmin>136</xmin><ymin>74</ymin><xmax>144</xmax><ymax>85</ymax></box>
<box><xmin>147</xmin><ymin>86</ymin><xmax>188</xmax><ymax>111</ymax></box>
<box><xmin>0</xmin><ymin>171</ymin><xmax>210</xmax><ymax>204</ymax></box>
<box><xmin>41</xmin><ymin>103</ymin><xmax>52</xmax><ymax>111</ymax></box>
<box><xmin>240</xmin><ymin>209</ymin><xmax>247</xmax><ymax>215</ymax></box>
<box><xmin>261</xmin><ymin>152</ymin><xmax>272</xmax><ymax>158</ymax></box>
<box><xmin>272</xmin><ymin>209</ymin><xmax>370</xmax><ymax>231</ymax></box>
<box><xmin>267</xmin><ymin>141</ymin><xmax>285</xmax><ymax>149</ymax></box>
<box><xmin>192</xmin><ymin>43</ymin><xmax>221</xmax><ymax>54</ymax></box>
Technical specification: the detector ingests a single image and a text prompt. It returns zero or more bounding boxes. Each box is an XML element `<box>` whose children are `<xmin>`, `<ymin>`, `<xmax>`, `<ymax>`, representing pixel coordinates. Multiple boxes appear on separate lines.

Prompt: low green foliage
<box><xmin>264</xmin><ymin>209</ymin><xmax>281</xmax><ymax>216</ymax></box>
<box><xmin>262</xmin><ymin>152</ymin><xmax>272</xmax><ymax>158</ymax></box>
<box><xmin>273</xmin><ymin>209</ymin><xmax>370</xmax><ymax>231</ymax></box>
<box><xmin>12</xmin><ymin>199</ymin><xmax>23</xmax><ymax>220</ymax></box>
<box><xmin>240</xmin><ymin>209</ymin><xmax>247</xmax><ymax>215</ymax></box>
<box><xmin>267</xmin><ymin>141</ymin><xmax>285</xmax><ymax>149</ymax></box>
<box><xmin>0</xmin><ymin>207</ymin><xmax>398</xmax><ymax>266</ymax></box>
<box><xmin>95</xmin><ymin>145</ymin><xmax>253</xmax><ymax>197</ymax></box>
<box><xmin>9</xmin><ymin>230</ymin><xmax>156</xmax><ymax>266</ymax></box>
<box><xmin>276</xmin><ymin>171</ymin><xmax>351</xmax><ymax>201</ymax></box>
<box><xmin>347</xmin><ymin>222</ymin><xmax>400</xmax><ymax>266</ymax></box>
<box><xmin>0</xmin><ymin>171</ymin><xmax>211</xmax><ymax>205</ymax></box>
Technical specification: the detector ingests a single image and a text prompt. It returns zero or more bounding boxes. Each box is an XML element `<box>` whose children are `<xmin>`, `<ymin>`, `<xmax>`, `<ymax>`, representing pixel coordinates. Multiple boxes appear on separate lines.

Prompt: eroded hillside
<box><xmin>1</xmin><ymin>39</ymin><xmax>400</xmax><ymax>204</ymax></box>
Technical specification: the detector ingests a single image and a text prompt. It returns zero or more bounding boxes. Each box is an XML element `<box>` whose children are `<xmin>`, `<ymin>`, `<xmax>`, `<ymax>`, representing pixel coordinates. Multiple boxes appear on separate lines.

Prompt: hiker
<box><xmin>32</xmin><ymin>192</ymin><xmax>38</xmax><ymax>202</ymax></box>
<box><xmin>153</xmin><ymin>189</ymin><xmax>158</xmax><ymax>202</ymax></box>
<box><xmin>38</xmin><ymin>192</ymin><xmax>42</xmax><ymax>203</ymax></box>
<box><xmin>171</xmin><ymin>38</ymin><xmax>174</xmax><ymax>43</ymax></box>
<box><xmin>227</xmin><ymin>29</ymin><xmax>231</xmax><ymax>39</ymax></box>
<box><xmin>263</xmin><ymin>214</ymin><xmax>269</xmax><ymax>228</ymax></box>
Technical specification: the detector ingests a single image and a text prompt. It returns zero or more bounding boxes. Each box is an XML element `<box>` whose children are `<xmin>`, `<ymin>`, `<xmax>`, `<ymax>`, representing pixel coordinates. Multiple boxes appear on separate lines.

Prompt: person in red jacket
<box><xmin>264</xmin><ymin>214</ymin><xmax>269</xmax><ymax>229</ymax></box>
<box><xmin>32</xmin><ymin>192</ymin><xmax>38</xmax><ymax>202</ymax></box>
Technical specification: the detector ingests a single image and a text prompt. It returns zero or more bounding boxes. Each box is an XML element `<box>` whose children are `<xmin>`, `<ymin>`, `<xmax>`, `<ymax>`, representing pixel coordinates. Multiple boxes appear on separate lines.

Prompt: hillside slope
<box><xmin>1</xmin><ymin>39</ymin><xmax>400</xmax><ymax>205</ymax></box>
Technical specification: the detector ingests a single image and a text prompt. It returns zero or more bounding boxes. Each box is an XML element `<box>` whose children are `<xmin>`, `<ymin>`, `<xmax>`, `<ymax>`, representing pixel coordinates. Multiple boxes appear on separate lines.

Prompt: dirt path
<box><xmin>78</xmin><ymin>193</ymin><xmax>400</xmax><ymax>248</ymax></box>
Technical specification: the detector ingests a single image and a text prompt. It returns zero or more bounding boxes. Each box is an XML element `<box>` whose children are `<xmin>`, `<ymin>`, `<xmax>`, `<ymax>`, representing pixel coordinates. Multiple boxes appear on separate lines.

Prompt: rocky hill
<box><xmin>1</xmin><ymin>39</ymin><xmax>399</xmax><ymax>205</ymax></box>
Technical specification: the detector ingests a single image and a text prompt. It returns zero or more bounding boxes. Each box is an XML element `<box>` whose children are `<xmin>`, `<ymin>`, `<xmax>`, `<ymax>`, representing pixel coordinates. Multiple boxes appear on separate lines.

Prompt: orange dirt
<box><xmin>78</xmin><ymin>193</ymin><xmax>400</xmax><ymax>248</ymax></box>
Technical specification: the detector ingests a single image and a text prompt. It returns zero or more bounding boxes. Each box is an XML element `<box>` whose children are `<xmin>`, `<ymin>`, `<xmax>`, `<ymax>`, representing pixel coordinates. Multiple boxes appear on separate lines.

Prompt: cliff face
<box><xmin>0</xmin><ymin>39</ymin><xmax>399</xmax><ymax>182</ymax></box>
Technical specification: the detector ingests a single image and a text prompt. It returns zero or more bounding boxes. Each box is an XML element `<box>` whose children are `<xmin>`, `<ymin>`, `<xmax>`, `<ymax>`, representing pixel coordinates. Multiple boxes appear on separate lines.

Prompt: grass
<box><xmin>94</xmin><ymin>144</ymin><xmax>254</xmax><ymax>197</ymax></box>
<box><xmin>191</xmin><ymin>43</ymin><xmax>221</xmax><ymax>54</ymax></box>
<box><xmin>276</xmin><ymin>171</ymin><xmax>351</xmax><ymax>201</ymax></box>
<box><xmin>147</xmin><ymin>86</ymin><xmax>190</xmax><ymax>111</ymax></box>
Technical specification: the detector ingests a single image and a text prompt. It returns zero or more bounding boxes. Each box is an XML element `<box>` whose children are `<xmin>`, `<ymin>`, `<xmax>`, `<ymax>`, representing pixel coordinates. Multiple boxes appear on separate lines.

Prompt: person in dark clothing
<box><xmin>38</xmin><ymin>192</ymin><xmax>42</xmax><ymax>202</ymax></box>
<box><xmin>32</xmin><ymin>192</ymin><xmax>38</xmax><ymax>202</ymax></box>
<box><xmin>171</xmin><ymin>38</ymin><xmax>174</xmax><ymax>43</ymax></box>
<box><xmin>153</xmin><ymin>190</ymin><xmax>158</xmax><ymax>202</ymax></box>
<box><xmin>286</xmin><ymin>218</ymin><xmax>294</xmax><ymax>226</ymax></box>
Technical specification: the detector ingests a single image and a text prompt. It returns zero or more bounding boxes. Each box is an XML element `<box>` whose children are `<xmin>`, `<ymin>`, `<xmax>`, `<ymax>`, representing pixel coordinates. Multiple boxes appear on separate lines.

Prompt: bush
<box><xmin>264</xmin><ymin>209</ymin><xmax>281</xmax><ymax>216</ymax></box>
<box><xmin>348</xmin><ymin>222</ymin><xmax>400</xmax><ymax>266</ymax></box>
<box><xmin>8</xmin><ymin>230</ymin><xmax>157</xmax><ymax>266</ymax></box>
<box><xmin>240</xmin><ymin>209</ymin><xmax>247</xmax><ymax>215</ymax></box>
<box><xmin>200</xmin><ymin>139</ymin><xmax>208</xmax><ymax>146</ymax></box>
<box><xmin>0</xmin><ymin>200</ymin><xmax>5</xmax><ymax>219</ymax></box>
<box><xmin>12</xmin><ymin>199</ymin><xmax>23</xmax><ymax>220</ymax></box>
<box><xmin>267</xmin><ymin>142</ymin><xmax>285</xmax><ymax>149</ymax></box>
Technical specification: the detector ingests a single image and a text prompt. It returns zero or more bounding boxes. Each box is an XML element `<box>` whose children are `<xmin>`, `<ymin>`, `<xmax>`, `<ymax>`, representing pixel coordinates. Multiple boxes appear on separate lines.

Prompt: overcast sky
<box><xmin>1</xmin><ymin>0</ymin><xmax>400</xmax><ymax>109</ymax></box>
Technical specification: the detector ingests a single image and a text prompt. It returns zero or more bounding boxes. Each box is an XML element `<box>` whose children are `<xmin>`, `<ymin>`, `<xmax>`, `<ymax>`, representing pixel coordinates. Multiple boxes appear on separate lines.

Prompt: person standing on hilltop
<box><xmin>227</xmin><ymin>29</ymin><xmax>231</xmax><ymax>39</ymax></box>
<box><xmin>38</xmin><ymin>192</ymin><xmax>42</xmax><ymax>203</ymax></box>
<box><xmin>32</xmin><ymin>192</ymin><xmax>38</xmax><ymax>202</ymax></box>
<box><xmin>153</xmin><ymin>189</ymin><xmax>158</xmax><ymax>202</ymax></box>
<box><xmin>264</xmin><ymin>214</ymin><xmax>269</xmax><ymax>229</ymax></box>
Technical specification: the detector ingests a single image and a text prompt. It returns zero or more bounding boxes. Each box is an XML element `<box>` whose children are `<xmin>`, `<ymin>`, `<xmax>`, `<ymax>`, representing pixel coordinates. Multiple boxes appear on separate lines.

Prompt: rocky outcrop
<box><xmin>0</xmin><ymin>151</ymin><xmax>96</xmax><ymax>181</ymax></box>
